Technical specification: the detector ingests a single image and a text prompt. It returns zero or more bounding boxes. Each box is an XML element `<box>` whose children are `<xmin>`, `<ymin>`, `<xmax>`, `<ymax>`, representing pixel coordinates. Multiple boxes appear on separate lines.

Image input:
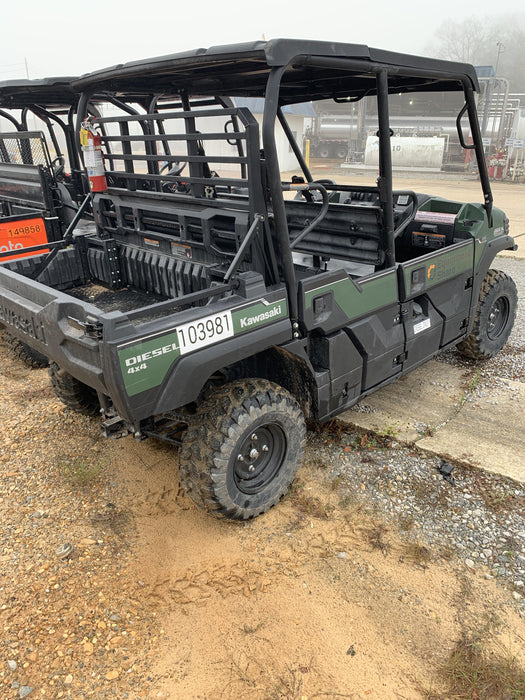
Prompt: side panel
<box><xmin>310</xmin><ymin>331</ymin><xmax>363</xmax><ymax>415</ymax></box>
<box><xmin>299</xmin><ymin>267</ymin><xmax>404</xmax><ymax>395</ymax></box>
<box><xmin>398</xmin><ymin>239</ymin><xmax>474</xmax><ymax>369</ymax></box>
<box><xmin>105</xmin><ymin>290</ymin><xmax>293</xmax><ymax>421</ymax></box>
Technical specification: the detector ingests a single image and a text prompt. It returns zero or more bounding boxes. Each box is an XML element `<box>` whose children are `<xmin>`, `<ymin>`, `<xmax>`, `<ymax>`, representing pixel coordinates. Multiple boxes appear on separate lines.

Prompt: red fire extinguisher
<box><xmin>80</xmin><ymin>118</ymin><xmax>107</xmax><ymax>192</ymax></box>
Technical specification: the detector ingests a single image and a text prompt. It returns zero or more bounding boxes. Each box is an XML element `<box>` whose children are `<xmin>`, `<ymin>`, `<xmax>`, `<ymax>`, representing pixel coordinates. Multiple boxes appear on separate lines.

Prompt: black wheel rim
<box><xmin>487</xmin><ymin>296</ymin><xmax>510</xmax><ymax>340</ymax></box>
<box><xmin>233</xmin><ymin>424</ymin><xmax>286</xmax><ymax>495</ymax></box>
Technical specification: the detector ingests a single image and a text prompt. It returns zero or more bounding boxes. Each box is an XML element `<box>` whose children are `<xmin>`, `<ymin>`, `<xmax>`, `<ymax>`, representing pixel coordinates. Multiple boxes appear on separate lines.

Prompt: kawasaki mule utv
<box><xmin>0</xmin><ymin>40</ymin><xmax>517</xmax><ymax>519</ymax></box>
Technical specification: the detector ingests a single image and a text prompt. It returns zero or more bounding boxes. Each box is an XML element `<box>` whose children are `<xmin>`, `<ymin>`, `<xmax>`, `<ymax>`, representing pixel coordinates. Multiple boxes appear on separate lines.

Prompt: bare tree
<box><xmin>427</xmin><ymin>15</ymin><xmax>525</xmax><ymax>92</ymax></box>
<box><xmin>432</xmin><ymin>18</ymin><xmax>489</xmax><ymax>63</ymax></box>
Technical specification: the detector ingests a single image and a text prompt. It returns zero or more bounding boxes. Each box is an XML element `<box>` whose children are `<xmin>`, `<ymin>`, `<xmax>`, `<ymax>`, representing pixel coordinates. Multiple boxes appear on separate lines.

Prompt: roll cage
<box><xmin>71</xmin><ymin>40</ymin><xmax>493</xmax><ymax>322</ymax></box>
<box><xmin>0</xmin><ymin>78</ymin><xmax>86</xmax><ymax>196</ymax></box>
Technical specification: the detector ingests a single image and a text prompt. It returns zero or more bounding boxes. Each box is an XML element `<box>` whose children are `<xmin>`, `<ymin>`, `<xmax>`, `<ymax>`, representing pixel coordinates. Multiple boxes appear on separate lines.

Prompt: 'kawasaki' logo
<box><xmin>239</xmin><ymin>304</ymin><xmax>283</xmax><ymax>329</ymax></box>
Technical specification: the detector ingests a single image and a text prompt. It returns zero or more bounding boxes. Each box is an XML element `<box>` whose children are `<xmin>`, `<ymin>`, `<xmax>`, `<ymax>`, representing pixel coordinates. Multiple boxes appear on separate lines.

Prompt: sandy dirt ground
<box><xmin>127</xmin><ymin>449</ymin><xmax>525</xmax><ymax>699</ymax></box>
<box><xmin>1</xmin><ymin>172</ymin><xmax>525</xmax><ymax>699</ymax></box>
<box><xmin>1</xmin><ymin>334</ymin><xmax>524</xmax><ymax>699</ymax></box>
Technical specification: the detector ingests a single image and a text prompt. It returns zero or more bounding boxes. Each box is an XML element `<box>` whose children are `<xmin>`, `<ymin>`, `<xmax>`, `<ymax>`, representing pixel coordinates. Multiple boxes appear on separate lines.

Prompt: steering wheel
<box><xmin>160</xmin><ymin>161</ymin><xmax>186</xmax><ymax>177</ymax></box>
<box><xmin>295</xmin><ymin>178</ymin><xmax>335</xmax><ymax>202</ymax></box>
<box><xmin>50</xmin><ymin>156</ymin><xmax>66</xmax><ymax>181</ymax></box>
<box><xmin>160</xmin><ymin>161</ymin><xmax>187</xmax><ymax>193</ymax></box>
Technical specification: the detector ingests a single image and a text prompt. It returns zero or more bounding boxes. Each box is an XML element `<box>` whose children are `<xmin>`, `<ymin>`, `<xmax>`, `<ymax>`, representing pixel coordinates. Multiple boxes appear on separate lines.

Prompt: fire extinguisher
<box><xmin>80</xmin><ymin>118</ymin><xmax>107</xmax><ymax>192</ymax></box>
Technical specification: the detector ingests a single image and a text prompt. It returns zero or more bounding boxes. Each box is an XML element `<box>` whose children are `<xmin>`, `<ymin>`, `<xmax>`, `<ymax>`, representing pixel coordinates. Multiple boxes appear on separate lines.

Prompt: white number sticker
<box><xmin>413</xmin><ymin>317</ymin><xmax>431</xmax><ymax>334</ymax></box>
<box><xmin>176</xmin><ymin>310</ymin><xmax>234</xmax><ymax>355</ymax></box>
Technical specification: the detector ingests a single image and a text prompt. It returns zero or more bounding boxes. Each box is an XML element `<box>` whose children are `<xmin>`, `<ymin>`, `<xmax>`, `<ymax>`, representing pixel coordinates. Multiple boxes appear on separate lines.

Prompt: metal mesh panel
<box><xmin>0</xmin><ymin>132</ymin><xmax>49</xmax><ymax>166</ymax></box>
<box><xmin>94</xmin><ymin>106</ymin><xmax>258</xmax><ymax>197</ymax></box>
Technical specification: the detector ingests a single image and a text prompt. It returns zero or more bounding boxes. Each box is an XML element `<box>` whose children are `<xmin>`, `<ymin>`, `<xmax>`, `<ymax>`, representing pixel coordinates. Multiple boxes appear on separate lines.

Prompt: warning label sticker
<box><xmin>415</xmin><ymin>211</ymin><xmax>457</xmax><ymax>225</ymax></box>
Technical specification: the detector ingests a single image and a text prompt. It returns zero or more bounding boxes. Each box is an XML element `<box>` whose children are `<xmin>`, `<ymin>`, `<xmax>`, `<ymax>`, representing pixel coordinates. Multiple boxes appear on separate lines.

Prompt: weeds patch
<box><xmin>435</xmin><ymin>630</ymin><xmax>525</xmax><ymax>699</ymax></box>
<box><xmin>221</xmin><ymin>647</ymin><xmax>352</xmax><ymax>699</ymax></box>
<box><xmin>482</xmin><ymin>488</ymin><xmax>516</xmax><ymax>514</ymax></box>
<box><xmin>398</xmin><ymin>513</ymin><xmax>415</xmax><ymax>532</ymax></box>
<box><xmin>287</xmin><ymin>480</ymin><xmax>332</xmax><ymax>520</ymax></box>
<box><xmin>401</xmin><ymin>542</ymin><xmax>431</xmax><ymax>568</ymax></box>
<box><xmin>366</xmin><ymin>521</ymin><xmax>391</xmax><ymax>556</ymax></box>
<box><xmin>59</xmin><ymin>455</ymin><xmax>106</xmax><ymax>486</ymax></box>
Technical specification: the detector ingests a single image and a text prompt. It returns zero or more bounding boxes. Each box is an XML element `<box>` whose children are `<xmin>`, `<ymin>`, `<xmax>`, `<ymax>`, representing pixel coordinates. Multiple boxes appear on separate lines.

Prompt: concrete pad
<box><xmin>339</xmin><ymin>361</ymin><xmax>468</xmax><ymax>443</ymax></box>
<box><xmin>417</xmin><ymin>377</ymin><xmax>525</xmax><ymax>483</ymax></box>
<box><xmin>338</xmin><ymin>360</ymin><xmax>525</xmax><ymax>484</ymax></box>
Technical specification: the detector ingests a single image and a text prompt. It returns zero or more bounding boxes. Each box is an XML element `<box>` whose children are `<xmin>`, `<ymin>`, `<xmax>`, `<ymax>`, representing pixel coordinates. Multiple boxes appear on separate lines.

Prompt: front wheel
<box><xmin>179</xmin><ymin>379</ymin><xmax>306</xmax><ymax>520</ymax></box>
<box><xmin>457</xmin><ymin>269</ymin><xmax>517</xmax><ymax>359</ymax></box>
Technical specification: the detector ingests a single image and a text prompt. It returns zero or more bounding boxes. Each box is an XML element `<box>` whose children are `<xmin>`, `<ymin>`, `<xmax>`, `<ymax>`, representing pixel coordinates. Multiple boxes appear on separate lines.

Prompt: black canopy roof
<box><xmin>0</xmin><ymin>77</ymin><xmax>79</xmax><ymax>109</ymax></box>
<box><xmin>72</xmin><ymin>39</ymin><xmax>479</xmax><ymax>104</ymax></box>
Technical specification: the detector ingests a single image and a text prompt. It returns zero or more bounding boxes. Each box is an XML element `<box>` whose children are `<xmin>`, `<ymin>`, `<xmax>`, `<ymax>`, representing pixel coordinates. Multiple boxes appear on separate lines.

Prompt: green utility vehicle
<box><xmin>0</xmin><ymin>40</ymin><xmax>517</xmax><ymax>519</ymax></box>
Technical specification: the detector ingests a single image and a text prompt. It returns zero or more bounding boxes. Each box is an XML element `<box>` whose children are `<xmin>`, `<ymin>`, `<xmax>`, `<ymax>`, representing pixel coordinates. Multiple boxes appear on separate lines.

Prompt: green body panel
<box><xmin>419</xmin><ymin>199</ymin><xmax>508</xmax><ymax>273</ymax></box>
<box><xmin>401</xmin><ymin>241</ymin><xmax>473</xmax><ymax>296</ymax></box>
<box><xmin>304</xmin><ymin>270</ymin><xmax>397</xmax><ymax>321</ymax></box>
<box><xmin>118</xmin><ymin>298</ymin><xmax>288</xmax><ymax>396</ymax></box>
<box><xmin>119</xmin><ymin>332</ymin><xmax>181</xmax><ymax>397</ymax></box>
<box><xmin>231</xmin><ymin>299</ymin><xmax>288</xmax><ymax>333</ymax></box>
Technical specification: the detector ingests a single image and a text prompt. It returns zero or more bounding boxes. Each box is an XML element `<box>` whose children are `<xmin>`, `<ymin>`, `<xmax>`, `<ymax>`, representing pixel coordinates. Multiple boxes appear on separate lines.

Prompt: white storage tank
<box><xmin>365</xmin><ymin>135</ymin><xmax>446</xmax><ymax>169</ymax></box>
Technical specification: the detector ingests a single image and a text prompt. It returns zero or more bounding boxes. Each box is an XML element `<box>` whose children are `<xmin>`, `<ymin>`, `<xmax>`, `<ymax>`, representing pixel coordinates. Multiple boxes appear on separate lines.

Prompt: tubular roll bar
<box><xmin>262</xmin><ymin>65</ymin><xmax>300</xmax><ymax>322</ymax></box>
<box><xmin>277</xmin><ymin>108</ymin><xmax>313</xmax><ymax>183</ymax></box>
<box><xmin>261</xmin><ymin>52</ymin><xmax>493</xmax><ymax>321</ymax></box>
<box><xmin>462</xmin><ymin>83</ymin><xmax>493</xmax><ymax>224</ymax></box>
<box><xmin>376</xmin><ymin>70</ymin><xmax>395</xmax><ymax>269</ymax></box>
<box><xmin>0</xmin><ymin>109</ymin><xmax>23</xmax><ymax>131</ymax></box>
<box><xmin>293</xmin><ymin>53</ymin><xmax>493</xmax><ymax>223</ymax></box>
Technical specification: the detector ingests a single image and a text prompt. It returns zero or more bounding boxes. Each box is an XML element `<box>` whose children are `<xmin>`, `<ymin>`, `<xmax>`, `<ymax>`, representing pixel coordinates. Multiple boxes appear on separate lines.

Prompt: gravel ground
<box><xmin>315</xmin><ymin>432</ymin><xmax>525</xmax><ymax>609</ymax></box>
<box><xmin>330</xmin><ymin>255</ymin><xmax>525</xmax><ymax>612</ymax></box>
<box><xmin>0</xmin><ymin>256</ymin><xmax>524</xmax><ymax>697</ymax></box>
<box><xmin>0</xmin><ymin>364</ymin><xmax>159</xmax><ymax>698</ymax></box>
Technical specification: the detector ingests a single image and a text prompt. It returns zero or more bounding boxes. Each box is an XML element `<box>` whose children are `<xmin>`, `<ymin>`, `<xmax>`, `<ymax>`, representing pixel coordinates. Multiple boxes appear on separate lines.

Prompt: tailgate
<box><xmin>0</xmin><ymin>265</ymin><xmax>106</xmax><ymax>392</ymax></box>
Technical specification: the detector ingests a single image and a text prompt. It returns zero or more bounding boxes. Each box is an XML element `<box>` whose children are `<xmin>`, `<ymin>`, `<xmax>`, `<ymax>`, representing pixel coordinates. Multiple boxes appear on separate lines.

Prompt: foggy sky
<box><xmin>2</xmin><ymin>0</ymin><xmax>524</xmax><ymax>80</ymax></box>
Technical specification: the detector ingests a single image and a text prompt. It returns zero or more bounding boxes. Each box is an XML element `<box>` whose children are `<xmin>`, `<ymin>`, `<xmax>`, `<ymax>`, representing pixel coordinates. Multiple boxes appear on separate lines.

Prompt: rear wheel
<box><xmin>457</xmin><ymin>269</ymin><xmax>517</xmax><ymax>359</ymax></box>
<box><xmin>179</xmin><ymin>379</ymin><xmax>306</xmax><ymax>520</ymax></box>
<box><xmin>49</xmin><ymin>362</ymin><xmax>100</xmax><ymax>415</ymax></box>
<box><xmin>6</xmin><ymin>333</ymin><xmax>49</xmax><ymax>369</ymax></box>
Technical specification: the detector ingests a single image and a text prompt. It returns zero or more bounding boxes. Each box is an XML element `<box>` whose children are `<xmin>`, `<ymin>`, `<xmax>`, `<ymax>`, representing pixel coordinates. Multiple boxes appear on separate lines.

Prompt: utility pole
<box><xmin>495</xmin><ymin>42</ymin><xmax>504</xmax><ymax>76</ymax></box>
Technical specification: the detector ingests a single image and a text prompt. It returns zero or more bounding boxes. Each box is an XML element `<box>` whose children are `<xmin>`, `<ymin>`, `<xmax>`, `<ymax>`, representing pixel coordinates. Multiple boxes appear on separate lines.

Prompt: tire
<box><xmin>318</xmin><ymin>145</ymin><xmax>331</xmax><ymax>159</ymax></box>
<box><xmin>5</xmin><ymin>333</ymin><xmax>49</xmax><ymax>369</ymax></box>
<box><xmin>179</xmin><ymin>378</ymin><xmax>306</xmax><ymax>520</ymax></box>
<box><xmin>457</xmin><ymin>269</ymin><xmax>517</xmax><ymax>359</ymax></box>
<box><xmin>334</xmin><ymin>145</ymin><xmax>347</xmax><ymax>159</ymax></box>
<box><xmin>49</xmin><ymin>362</ymin><xmax>100</xmax><ymax>415</ymax></box>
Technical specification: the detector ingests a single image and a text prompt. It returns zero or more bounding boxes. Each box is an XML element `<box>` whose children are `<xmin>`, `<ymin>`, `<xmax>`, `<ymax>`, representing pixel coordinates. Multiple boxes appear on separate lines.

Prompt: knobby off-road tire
<box><xmin>179</xmin><ymin>379</ymin><xmax>306</xmax><ymax>520</ymax></box>
<box><xmin>6</xmin><ymin>333</ymin><xmax>49</xmax><ymax>369</ymax></box>
<box><xmin>49</xmin><ymin>362</ymin><xmax>99</xmax><ymax>416</ymax></box>
<box><xmin>457</xmin><ymin>269</ymin><xmax>517</xmax><ymax>360</ymax></box>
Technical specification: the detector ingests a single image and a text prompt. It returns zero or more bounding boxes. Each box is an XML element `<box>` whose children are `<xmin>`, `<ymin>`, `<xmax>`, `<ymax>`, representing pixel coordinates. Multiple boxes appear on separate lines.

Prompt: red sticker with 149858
<box><xmin>0</xmin><ymin>217</ymin><xmax>49</xmax><ymax>261</ymax></box>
